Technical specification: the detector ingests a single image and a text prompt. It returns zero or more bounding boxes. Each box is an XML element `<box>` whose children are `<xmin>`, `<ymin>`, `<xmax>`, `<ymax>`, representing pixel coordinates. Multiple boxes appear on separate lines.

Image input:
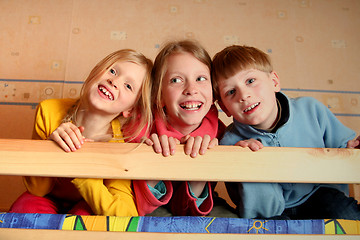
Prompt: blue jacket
<box><xmin>220</xmin><ymin>92</ymin><xmax>356</xmax><ymax>218</ymax></box>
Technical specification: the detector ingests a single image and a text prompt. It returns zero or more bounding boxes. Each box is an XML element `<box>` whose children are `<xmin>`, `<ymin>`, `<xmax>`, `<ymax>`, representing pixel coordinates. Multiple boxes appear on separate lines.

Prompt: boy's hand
<box><xmin>48</xmin><ymin>122</ymin><xmax>88</xmax><ymax>152</ymax></box>
<box><xmin>346</xmin><ymin>136</ymin><xmax>360</xmax><ymax>149</ymax></box>
<box><xmin>144</xmin><ymin>133</ymin><xmax>180</xmax><ymax>157</ymax></box>
<box><xmin>181</xmin><ymin>135</ymin><xmax>218</xmax><ymax>158</ymax></box>
<box><xmin>235</xmin><ymin>139</ymin><xmax>263</xmax><ymax>151</ymax></box>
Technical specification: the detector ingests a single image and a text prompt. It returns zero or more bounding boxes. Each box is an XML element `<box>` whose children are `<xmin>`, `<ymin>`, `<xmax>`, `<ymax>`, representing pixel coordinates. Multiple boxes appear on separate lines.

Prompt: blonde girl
<box><xmin>133</xmin><ymin>40</ymin><xmax>225</xmax><ymax>216</ymax></box>
<box><xmin>10</xmin><ymin>49</ymin><xmax>153</xmax><ymax>216</ymax></box>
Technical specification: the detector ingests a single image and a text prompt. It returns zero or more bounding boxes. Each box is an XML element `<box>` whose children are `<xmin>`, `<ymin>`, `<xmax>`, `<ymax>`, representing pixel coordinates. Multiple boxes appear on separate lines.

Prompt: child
<box><xmin>133</xmin><ymin>40</ymin><xmax>225</xmax><ymax>216</ymax></box>
<box><xmin>9</xmin><ymin>49</ymin><xmax>153</xmax><ymax>216</ymax></box>
<box><xmin>212</xmin><ymin>45</ymin><xmax>360</xmax><ymax>220</ymax></box>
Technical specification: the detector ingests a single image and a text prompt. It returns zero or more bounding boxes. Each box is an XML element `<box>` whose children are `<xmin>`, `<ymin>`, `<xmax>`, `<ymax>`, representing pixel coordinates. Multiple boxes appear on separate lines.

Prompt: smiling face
<box><xmin>218</xmin><ymin>68</ymin><xmax>281</xmax><ymax>130</ymax></box>
<box><xmin>161</xmin><ymin>52</ymin><xmax>213</xmax><ymax>135</ymax></box>
<box><xmin>87</xmin><ymin>60</ymin><xmax>146</xmax><ymax>117</ymax></box>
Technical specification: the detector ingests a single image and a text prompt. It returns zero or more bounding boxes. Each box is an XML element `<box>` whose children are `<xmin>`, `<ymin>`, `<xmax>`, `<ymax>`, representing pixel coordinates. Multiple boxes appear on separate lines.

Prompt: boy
<box><xmin>212</xmin><ymin>45</ymin><xmax>360</xmax><ymax>219</ymax></box>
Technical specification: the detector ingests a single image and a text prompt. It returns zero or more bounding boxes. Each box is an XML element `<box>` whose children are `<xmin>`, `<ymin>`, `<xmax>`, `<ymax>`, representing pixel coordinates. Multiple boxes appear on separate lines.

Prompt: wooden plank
<box><xmin>0</xmin><ymin>139</ymin><xmax>359</xmax><ymax>183</ymax></box>
<box><xmin>0</xmin><ymin>228</ymin><xmax>359</xmax><ymax>240</ymax></box>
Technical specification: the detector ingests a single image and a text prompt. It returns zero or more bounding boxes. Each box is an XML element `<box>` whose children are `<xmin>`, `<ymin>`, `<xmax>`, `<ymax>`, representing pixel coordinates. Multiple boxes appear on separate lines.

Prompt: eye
<box><xmin>246</xmin><ymin>78</ymin><xmax>255</xmax><ymax>84</ymax></box>
<box><xmin>196</xmin><ymin>76</ymin><xmax>207</xmax><ymax>82</ymax></box>
<box><xmin>109</xmin><ymin>68</ymin><xmax>116</xmax><ymax>75</ymax></box>
<box><xmin>225</xmin><ymin>89</ymin><xmax>235</xmax><ymax>97</ymax></box>
<box><xmin>170</xmin><ymin>77</ymin><xmax>182</xmax><ymax>83</ymax></box>
<box><xmin>125</xmin><ymin>83</ymin><xmax>132</xmax><ymax>91</ymax></box>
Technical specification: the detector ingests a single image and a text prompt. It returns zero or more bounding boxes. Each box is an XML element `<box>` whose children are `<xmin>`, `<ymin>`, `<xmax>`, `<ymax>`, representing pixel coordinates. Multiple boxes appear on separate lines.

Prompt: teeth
<box><xmin>180</xmin><ymin>103</ymin><xmax>202</xmax><ymax>110</ymax></box>
<box><xmin>99</xmin><ymin>86</ymin><xmax>114</xmax><ymax>100</ymax></box>
<box><xmin>244</xmin><ymin>102</ymin><xmax>259</xmax><ymax>112</ymax></box>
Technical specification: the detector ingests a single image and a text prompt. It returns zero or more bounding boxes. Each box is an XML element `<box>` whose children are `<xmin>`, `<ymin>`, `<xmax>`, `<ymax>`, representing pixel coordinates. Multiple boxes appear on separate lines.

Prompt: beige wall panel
<box><xmin>292</xmin><ymin>1</ymin><xmax>360</xmax><ymax>91</ymax></box>
<box><xmin>0</xmin><ymin>176</ymin><xmax>25</xmax><ymax>212</ymax></box>
<box><xmin>0</xmin><ymin>0</ymin><xmax>73</xmax><ymax>80</ymax></box>
<box><xmin>0</xmin><ymin>105</ymin><xmax>35</xmax><ymax>139</ymax></box>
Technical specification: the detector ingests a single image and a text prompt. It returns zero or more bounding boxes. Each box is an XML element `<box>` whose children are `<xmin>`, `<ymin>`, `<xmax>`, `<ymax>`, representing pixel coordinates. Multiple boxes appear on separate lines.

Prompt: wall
<box><xmin>0</xmin><ymin>0</ymin><xmax>359</xmax><ymax>139</ymax></box>
<box><xmin>0</xmin><ymin>0</ymin><xmax>359</xmax><ymax>210</ymax></box>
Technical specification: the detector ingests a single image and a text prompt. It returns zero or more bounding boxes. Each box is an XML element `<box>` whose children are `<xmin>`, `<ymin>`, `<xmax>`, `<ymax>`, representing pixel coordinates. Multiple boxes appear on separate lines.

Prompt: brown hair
<box><xmin>212</xmin><ymin>45</ymin><xmax>273</xmax><ymax>100</ymax></box>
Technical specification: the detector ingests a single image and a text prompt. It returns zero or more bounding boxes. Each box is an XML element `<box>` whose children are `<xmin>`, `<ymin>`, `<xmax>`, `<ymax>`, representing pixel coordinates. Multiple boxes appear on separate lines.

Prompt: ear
<box><xmin>271</xmin><ymin>71</ymin><xmax>281</xmax><ymax>92</ymax></box>
<box><xmin>218</xmin><ymin>100</ymin><xmax>232</xmax><ymax>117</ymax></box>
<box><xmin>122</xmin><ymin>109</ymin><xmax>132</xmax><ymax>118</ymax></box>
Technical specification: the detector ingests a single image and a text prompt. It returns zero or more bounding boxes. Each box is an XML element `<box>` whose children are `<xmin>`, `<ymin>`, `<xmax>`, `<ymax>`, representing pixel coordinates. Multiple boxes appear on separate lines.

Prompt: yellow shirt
<box><xmin>25</xmin><ymin>98</ymin><xmax>137</xmax><ymax>216</ymax></box>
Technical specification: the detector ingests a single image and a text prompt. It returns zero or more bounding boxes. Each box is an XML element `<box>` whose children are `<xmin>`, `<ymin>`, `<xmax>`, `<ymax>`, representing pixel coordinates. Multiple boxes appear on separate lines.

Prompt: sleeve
<box><xmin>32</xmin><ymin>101</ymin><xmax>50</xmax><ymax>140</ymax></box>
<box><xmin>72</xmin><ymin>178</ymin><xmax>138</xmax><ymax>216</ymax></box>
<box><xmin>226</xmin><ymin>182</ymin><xmax>285</xmax><ymax>219</ymax></box>
<box><xmin>188</xmin><ymin>182</ymin><xmax>209</xmax><ymax>207</ymax></box>
<box><xmin>23</xmin><ymin>176</ymin><xmax>55</xmax><ymax>197</ymax></box>
<box><xmin>315</xmin><ymin>100</ymin><xmax>356</xmax><ymax>148</ymax></box>
<box><xmin>148</xmin><ymin>181</ymin><xmax>167</xmax><ymax>199</ymax></box>
<box><xmin>170</xmin><ymin>181</ymin><xmax>213</xmax><ymax>216</ymax></box>
<box><xmin>132</xmin><ymin>180</ymin><xmax>173</xmax><ymax>216</ymax></box>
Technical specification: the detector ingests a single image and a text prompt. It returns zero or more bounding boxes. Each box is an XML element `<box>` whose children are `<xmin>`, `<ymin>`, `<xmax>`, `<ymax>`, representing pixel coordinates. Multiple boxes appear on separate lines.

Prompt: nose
<box><xmin>237</xmin><ymin>88</ymin><xmax>250</xmax><ymax>102</ymax></box>
<box><xmin>107</xmin><ymin>79</ymin><xmax>118</xmax><ymax>89</ymax></box>
<box><xmin>183</xmin><ymin>81</ymin><xmax>198</xmax><ymax>95</ymax></box>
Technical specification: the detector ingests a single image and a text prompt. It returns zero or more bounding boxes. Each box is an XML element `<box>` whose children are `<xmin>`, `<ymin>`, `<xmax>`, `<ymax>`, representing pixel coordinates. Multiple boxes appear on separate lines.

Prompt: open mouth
<box><xmin>180</xmin><ymin>102</ymin><xmax>203</xmax><ymax>111</ymax></box>
<box><xmin>243</xmin><ymin>102</ymin><xmax>260</xmax><ymax>113</ymax></box>
<box><xmin>98</xmin><ymin>85</ymin><xmax>114</xmax><ymax>101</ymax></box>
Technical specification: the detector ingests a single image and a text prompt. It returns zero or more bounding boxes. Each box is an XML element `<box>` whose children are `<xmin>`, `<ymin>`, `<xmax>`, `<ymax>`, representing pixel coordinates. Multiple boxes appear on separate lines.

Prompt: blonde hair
<box><xmin>212</xmin><ymin>45</ymin><xmax>273</xmax><ymax>101</ymax></box>
<box><xmin>64</xmin><ymin>49</ymin><xmax>153</xmax><ymax>141</ymax></box>
<box><xmin>152</xmin><ymin>39</ymin><xmax>212</xmax><ymax>121</ymax></box>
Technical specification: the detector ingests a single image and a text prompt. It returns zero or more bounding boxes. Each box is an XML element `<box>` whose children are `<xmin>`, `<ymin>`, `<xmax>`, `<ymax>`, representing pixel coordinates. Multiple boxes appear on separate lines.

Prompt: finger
<box><xmin>73</xmin><ymin>125</ymin><xmax>85</xmax><ymax>144</ymax></box>
<box><xmin>168</xmin><ymin>137</ymin><xmax>177</xmax><ymax>155</ymax></box>
<box><xmin>78</xmin><ymin>126</ymin><xmax>85</xmax><ymax>133</ymax></box>
<box><xmin>150</xmin><ymin>134</ymin><xmax>162</xmax><ymax>154</ymax></box>
<box><xmin>58</xmin><ymin>130</ymin><xmax>78</xmax><ymax>151</ymax></box>
<box><xmin>180</xmin><ymin>135</ymin><xmax>191</xmax><ymax>144</ymax></box>
<box><xmin>199</xmin><ymin>135</ymin><xmax>211</xmax><ymax>155</ymax></box>
<box><xmin>347</xmin><ymin>139</ymin><xmax>359</xmax><ymax>149</ymax></box>
<box><xmin>49</xmin><ymin>132</ymin><xmax>71</xmax><ymax>152</ymax></box>
<box><xmin>66</xmin><ymin>124</ymin><xmax>84</xmax><ymax>146</ymax></box>
<box><xmin>208</xmin><ymin>138</ymin><xmax>218</xmax><ymax>149</ymax></box>
<box><xmin>159</xmin><ymin>135</ymin><xmax>170</xmax><ymax>157</ymax></box>
<box><xmin>63</xmin><ymin>128</ymin><xmax>83</xmax><ymax>149</ymax></box>
<box><xmin>234</xmin><ymin>141</ymin><xmax>249</xmax><ymax>148</ymax></box>
<box><xmin>184</xmin><ymin>137</ymin><xmax>194</xmax><ymax>156</ymax></box>
<box><xmin>190</xmin><ymin>136</ymin><xmax>203</xmax><ymax>158</ymax></box>
<box><xmin>144</xmin><ymin>138</ymin><xmax>154</xmax><ymax>146</ymax></box>
<box><xmin>248</xmin><ymin>142</ymin><xmax>261</xmax><ymax>152</ymax></box>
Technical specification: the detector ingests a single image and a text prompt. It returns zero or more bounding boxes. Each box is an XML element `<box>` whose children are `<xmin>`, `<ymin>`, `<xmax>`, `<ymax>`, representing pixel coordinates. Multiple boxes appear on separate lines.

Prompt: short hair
<box><xmin>212</xmin><ymin>45</ymin><xmax>273</xmax><ymax>100</ymax></box>
<box><xmin>152</xmin><ymin>39</ymin><xmax>212</xmax><ymax>121</ymax></box>
<box><xmin>65</xmin><ymin>49</ymin><xmax>153</xmax><ymax>141</ymax></box>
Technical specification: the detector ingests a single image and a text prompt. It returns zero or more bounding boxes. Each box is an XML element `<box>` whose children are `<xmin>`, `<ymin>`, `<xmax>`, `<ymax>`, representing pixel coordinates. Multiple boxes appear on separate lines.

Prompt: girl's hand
<box><xmin>235</xmin><ymin>139</ymin><xmax>263</xmax><ymax>151</ymax></box>
<box><xmin>48</xmin><ymin>122</ymin><xmax>87</xmax><ymax>152</ymax></box>
<box><xmin>145</xmin><ymin>133</ymin><xmax>180</xmax><ymax>157</ymax></box>
<box><xmin>347</xmin><ymin>135</ymin><xmax>360</xmax><ymax>149</ymax></box>
<box><xmin>181</xmin><ymin>135</ymin><xmax>218</xmax><ymax>158</ymax></box>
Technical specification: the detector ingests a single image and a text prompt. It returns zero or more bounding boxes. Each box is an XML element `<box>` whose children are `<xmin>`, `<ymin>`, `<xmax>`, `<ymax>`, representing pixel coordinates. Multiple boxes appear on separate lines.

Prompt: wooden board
<box><xmin>0</xmin><ymin>139</ymin><xmax>359</xmax><ymax>183</ymax></box>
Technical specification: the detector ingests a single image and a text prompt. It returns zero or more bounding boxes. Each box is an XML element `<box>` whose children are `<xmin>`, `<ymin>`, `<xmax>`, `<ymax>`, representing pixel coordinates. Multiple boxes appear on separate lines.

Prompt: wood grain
<box><xmin>1</xmin><ymin>139</ymin><xmax>359</xmax><ymax>183</ymax></box>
